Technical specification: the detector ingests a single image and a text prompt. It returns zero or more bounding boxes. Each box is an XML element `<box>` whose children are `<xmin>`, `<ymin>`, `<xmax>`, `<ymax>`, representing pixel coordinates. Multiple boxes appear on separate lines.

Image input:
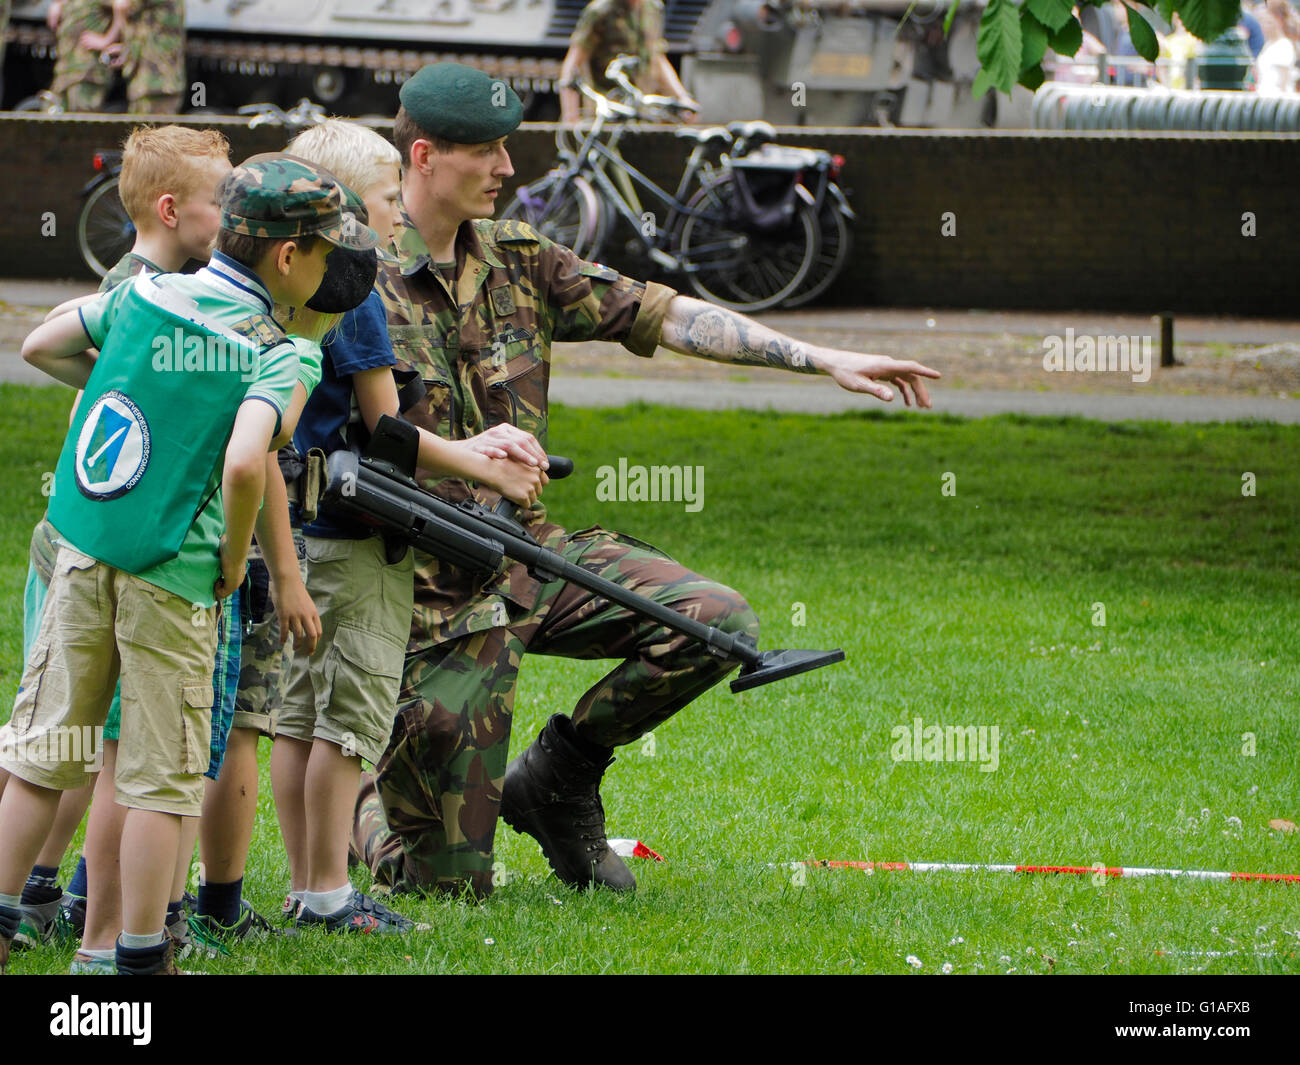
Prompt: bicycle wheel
<box><xmin>781</xmin><ymin>194</ymin><xmax>853</xmax><ymax>309</ymax></box>
<box><xmin>677</xmin><ymin>177</ymin><xmax>816</xmax><ymax>313</ymax></box>
<box><xmin>78</xmin><ymin>177</ymin><xmax>135</xmax><ymax>279</ymax></box>
<box><xmin>500</xmin><ymin>172</ymin><xmax>605</xmax><ymax>261</ymax></box>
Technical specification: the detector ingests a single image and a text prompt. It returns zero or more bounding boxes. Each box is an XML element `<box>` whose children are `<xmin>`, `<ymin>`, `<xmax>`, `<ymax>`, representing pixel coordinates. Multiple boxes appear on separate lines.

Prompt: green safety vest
<box><xmin>49</xmin><ymin>274</ymin><xmax>286</xmax><ymax>574</ymax></box>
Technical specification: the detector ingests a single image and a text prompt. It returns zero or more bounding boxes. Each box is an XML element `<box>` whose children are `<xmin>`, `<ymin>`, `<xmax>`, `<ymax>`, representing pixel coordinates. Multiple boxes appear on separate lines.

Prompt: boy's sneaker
<box><xmin>295</xmin><ymin>889</ymin><xmax>422</xmax><ymax>934</ymax></box>
<box><xmin>280</xmin><ymin>893</ymin><xmax>301</xmax><ymax>923</ymax></box>
<box><xmin>69</xmin><ymin>951</ymin><xmax>116</xmax><ymax>975</ymax></box>
<box><xmin>116</xmin><ymin>939</ymin><xmax>196</xmax><ymax>976</ymax></box>
<box><xmin>166</xmin><ymin>909</ymin><xmax>193</xmax><ymax>960</ymax></box>
<box><xmin>13</xmin><ymin>897</ymin><xmax>63</xmax><ymax>949</ymax></box>
<box><xmin>57</xmin><ymin>892</ymin><xmax>87</xmax><ymax>941</ymax></box>
<box><xmin>188</xmin><ymin>899</ymin><xmax>295</xmax><ymax>957</ymax></box>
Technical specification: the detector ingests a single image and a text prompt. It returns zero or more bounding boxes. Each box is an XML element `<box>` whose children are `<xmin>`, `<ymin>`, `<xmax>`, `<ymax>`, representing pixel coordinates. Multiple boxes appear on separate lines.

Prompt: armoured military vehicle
<box><xmin>684</xmin><ymin>0</ymin><xmax>1033</xmax><ymax>128</ymax></box>
<box><xmin>3</xmin><ymin>0</ymin><xmax>1029</xmax><ymax>126</ymax></box>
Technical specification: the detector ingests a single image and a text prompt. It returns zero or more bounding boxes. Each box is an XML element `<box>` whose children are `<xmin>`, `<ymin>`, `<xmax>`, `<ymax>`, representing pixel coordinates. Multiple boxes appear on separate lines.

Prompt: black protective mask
<box><xmin>307</xmin><ymin>242</ymin><xmax>378</xmax><ymax>312</ymax></box>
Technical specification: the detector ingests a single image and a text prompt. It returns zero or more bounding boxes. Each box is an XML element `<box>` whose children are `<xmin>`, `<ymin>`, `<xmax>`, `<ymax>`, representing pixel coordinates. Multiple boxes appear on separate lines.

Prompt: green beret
<box><xmin>399</xmin><ymin>62</ymin><xmax>523</xmax><ymax>144</ymax></box>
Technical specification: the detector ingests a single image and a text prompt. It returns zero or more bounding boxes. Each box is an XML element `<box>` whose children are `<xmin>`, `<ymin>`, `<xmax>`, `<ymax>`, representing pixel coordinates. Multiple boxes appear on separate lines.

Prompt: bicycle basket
<box><xmin>726</xmin><ymin>158</ymin><xmax>803</xmax><ymax>233</ymax></box>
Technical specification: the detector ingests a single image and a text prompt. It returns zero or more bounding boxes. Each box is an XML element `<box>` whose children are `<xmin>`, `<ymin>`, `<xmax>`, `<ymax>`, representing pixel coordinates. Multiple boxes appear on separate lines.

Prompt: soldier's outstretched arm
<box><xmin>658</xmin><ymin>296</ymin><xmax>942</xmax><ymax>408</ymax></box>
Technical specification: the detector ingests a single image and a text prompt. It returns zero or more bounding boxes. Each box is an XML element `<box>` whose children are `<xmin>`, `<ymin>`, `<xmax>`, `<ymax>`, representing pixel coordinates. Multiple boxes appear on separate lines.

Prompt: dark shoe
<box><xmin>500</xmin><ymin>714</ymin><xmax>635</xmax><ymax>893</ymax></box>
<box><xmin>13</xmin><ymin>896</ymin><xmax>62</xmax><ymax>950</ymax></box>
<box><xmin>188</xmin><ymin>899</ymin><xmax>296</xmax><ymax>957</ymax></box>
<box><xmin>57</xmin><ymin>892</ymin><xmax>87</xmax><ymax>942</ymax></box>
<box><xmin>295</xmin><ymin>888</ymin><xmax>421</xmax><ymax>934</ymax></box>
<box><xmin>116</xmin><ymin>938</ymin><xmax>189</xmax><ymax>975</ymax></box>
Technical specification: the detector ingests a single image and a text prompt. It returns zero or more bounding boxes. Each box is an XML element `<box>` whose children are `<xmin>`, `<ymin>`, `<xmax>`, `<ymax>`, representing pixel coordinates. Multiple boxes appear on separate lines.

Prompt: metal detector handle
<box><xmin>491</xmin><ymin>455</ymin><xmax>573</xmax><ymax>520</ymax></box>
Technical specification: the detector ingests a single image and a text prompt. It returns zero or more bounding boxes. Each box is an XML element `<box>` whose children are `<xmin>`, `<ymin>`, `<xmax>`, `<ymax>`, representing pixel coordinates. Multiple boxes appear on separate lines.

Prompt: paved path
<box><xmin>549</xmin><ymin>377</ymin><xmax>1300</xmax><ymax>423</ymax></box>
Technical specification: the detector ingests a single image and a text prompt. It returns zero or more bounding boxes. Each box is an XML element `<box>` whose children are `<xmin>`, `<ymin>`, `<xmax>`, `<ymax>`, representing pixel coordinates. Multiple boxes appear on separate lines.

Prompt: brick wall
<box><xmin>1</xmin><ymin>115</ymin><xmax>1294</xmax><ymax>316</ymax></box>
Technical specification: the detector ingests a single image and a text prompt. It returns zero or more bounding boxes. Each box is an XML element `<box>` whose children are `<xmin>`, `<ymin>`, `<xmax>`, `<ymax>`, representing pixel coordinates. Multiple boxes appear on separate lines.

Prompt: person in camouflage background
<box><xmin>352</xmin><ymin>64</ymin><xmax>940</xmax><ymax>902</ymax></box>
<box><xmin>121</xmin><ymin>0</ymin><xmax>185</xmax><ymax>114</ymax></box>
<box><xmin>74</xmin><ymin>0</ymin><xmax>185</xmax><ymax>114</ymax></box>
<box><xmin>48</xmin><ymin>0</ymin><xmax>115</xmax><ymax>112</ymax></box>
<box><xmin>558</xmin><ymin>0</ymin><xmax>697</xmax><ymax>124</ymax></box>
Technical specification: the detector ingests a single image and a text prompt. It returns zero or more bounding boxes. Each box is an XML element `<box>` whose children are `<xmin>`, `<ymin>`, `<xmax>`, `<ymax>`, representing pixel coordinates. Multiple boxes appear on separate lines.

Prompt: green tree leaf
<box><xmin>1026</xmin><ymin>0</ymin><xmax>1074</xmax><ymax>32</ymax></box>
<box><xmin>1179</xmin><ymin>0</ymin><xmax>1241</xmax><ymax>41</ymax></box>
<box><xmin>1019</xmin><ymin>63</ymin><xmax>1047</xmax><ymax>90</ymax></box>
<box><xmin>976</xmin><ymin>0</ymin><xmax>1024</xmax><ymax>94</ymax></box>
<box><xmin>1021</xmin><ymin>12</ymin><xmax>1049</xmax><ymax>70</ymax></box>
<box><xmin>1047</xmin><ymin>15</ymin><xmax>1083</xmax><ymax>56</ymax></box>
<box><xmin>1156</xmin><ymin>0</ymin><xmax>1176</xmax><ymax>24</ymax></box>
<box><xmin>1126</xmin><ymin>4</ymin><xmax>1161</xmax><ymax>61</ymax></box>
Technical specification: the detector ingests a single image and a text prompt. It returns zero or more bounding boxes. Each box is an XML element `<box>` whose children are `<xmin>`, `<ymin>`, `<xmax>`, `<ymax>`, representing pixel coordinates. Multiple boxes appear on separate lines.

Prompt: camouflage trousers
<box><xmin>351</xmin><ymin>525</ymin><xmax>759</xmax><ymax>898</ymax></box>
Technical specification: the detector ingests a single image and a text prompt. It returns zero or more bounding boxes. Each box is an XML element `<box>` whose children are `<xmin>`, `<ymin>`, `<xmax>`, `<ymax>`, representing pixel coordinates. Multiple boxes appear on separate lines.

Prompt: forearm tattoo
<box><xmin>662</xmin><ymin>300</ymin><xmax>821</xmax><ymax>374</ymax></box>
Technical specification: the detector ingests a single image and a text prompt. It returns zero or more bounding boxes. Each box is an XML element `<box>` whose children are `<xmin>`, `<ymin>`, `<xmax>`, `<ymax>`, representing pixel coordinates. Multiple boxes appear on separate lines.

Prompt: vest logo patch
<box><xmin>74</xmin><ymin>391</ymin><xmax>150</xmax><ymax>500</ymax></box>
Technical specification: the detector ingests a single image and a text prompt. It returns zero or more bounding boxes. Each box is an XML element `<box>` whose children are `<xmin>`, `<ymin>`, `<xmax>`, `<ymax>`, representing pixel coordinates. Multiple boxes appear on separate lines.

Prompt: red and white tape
<box><xmin>608</xmin><ymin>839</ymin><xmax>664</xmax><ymax>861</ymax></box>
<box><xmin>798</xmin><ymin>859</ymin><xmax>1300</xmax><ymax>883</ymax></box>
<box><xmin>605</xmin><ymin>842</ymin><xmax>1297</xmax><ymax>884</ymax></box>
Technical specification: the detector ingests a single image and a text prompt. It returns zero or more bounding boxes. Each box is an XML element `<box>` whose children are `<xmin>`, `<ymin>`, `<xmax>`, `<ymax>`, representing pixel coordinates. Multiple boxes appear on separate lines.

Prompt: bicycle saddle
<box><xmin>727</xmin><ymin>120</ymin><xmax>777</xmax><ymax>152</ymax></box>
<box><xmin>674</xmin><ymin>126</ymin><xmax>731</xmax><ymax>146</ymax></box>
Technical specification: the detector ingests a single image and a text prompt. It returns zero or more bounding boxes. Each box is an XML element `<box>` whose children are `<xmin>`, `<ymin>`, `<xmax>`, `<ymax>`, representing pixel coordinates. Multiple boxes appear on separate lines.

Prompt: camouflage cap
<box><xmin>398</xmin><ymin>62</ymin><xmax>523</xmax><ymax>144</ymax></box>
<box><xmin>220</xmin><ymin>154</ymin><xmax>379</xmax><ymax>251</ymax></box>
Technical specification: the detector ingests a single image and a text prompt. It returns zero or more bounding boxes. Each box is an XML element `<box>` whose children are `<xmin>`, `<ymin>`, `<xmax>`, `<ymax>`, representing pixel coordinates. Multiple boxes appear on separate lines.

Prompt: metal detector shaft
<box><xmin>321</xmin><ymin>419</ymin><xmax>844</xmax><ymax>692</ymax></box>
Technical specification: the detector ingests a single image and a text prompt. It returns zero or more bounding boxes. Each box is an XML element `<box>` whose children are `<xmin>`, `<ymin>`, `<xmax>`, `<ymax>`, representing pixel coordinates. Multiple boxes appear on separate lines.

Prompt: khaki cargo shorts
<box><xmin>276</xmin><ymin>535</ymin><xmax>412</xmax><ymax>765</ymax></box>
<box><xmin>0</xmin><ymin>547</ymin><xmax>219</xmax><ymax>816</ymax></box>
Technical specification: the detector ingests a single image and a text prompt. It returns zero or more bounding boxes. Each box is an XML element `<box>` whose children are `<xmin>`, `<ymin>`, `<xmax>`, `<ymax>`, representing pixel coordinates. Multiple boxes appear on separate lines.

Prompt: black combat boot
<box><xmin>501</xmin><ymin>715</ymin><xmax>636</xmax><ymax>893</ymax></box>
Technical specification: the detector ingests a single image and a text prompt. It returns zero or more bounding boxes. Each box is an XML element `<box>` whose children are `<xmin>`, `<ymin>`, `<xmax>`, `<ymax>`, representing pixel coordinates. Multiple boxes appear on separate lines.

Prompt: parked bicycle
<box><xmin>726</xmin><ymin>120</ymin><xmax>855</xmax><ymax>309</ymax></box>
<box><xmin>502</xmin><ymin>57</ymin><xmax>820</xmax><ymax>313</ymax></box>
<box><xmin>77</xmin><ymin>148</ymin><xmax>131</xmax><ymax>279</ymax></box>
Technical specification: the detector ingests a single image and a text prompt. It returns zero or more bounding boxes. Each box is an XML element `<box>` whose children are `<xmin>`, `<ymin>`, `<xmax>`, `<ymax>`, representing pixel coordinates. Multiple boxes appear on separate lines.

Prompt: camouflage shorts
<box><xmin>233</xmin><ymin>537</ymin><xmax>307</xmax><ymax>735</ymax></box>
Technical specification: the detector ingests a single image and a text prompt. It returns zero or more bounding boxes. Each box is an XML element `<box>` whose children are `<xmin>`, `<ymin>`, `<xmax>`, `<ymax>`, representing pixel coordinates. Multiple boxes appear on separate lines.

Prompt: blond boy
<box><xmin>268</xmin><ymin>121</ymin><xmax>547</xmax><ymax>933</ymax></box>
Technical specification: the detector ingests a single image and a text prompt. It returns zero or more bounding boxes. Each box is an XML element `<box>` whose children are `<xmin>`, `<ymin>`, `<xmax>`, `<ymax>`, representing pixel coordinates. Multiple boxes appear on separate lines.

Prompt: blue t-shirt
<box><xmin>294</xmin><ymin>288</ymin><xmax>396</xmax><ymax>538</ymax></box>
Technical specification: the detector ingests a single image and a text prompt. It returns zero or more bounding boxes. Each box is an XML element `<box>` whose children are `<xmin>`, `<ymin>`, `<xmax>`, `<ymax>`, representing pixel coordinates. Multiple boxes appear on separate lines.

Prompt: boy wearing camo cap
<box><xmin>0</xmin><ymin>155</ymin><xmax>375</xmax><ymax>976</ymax></box>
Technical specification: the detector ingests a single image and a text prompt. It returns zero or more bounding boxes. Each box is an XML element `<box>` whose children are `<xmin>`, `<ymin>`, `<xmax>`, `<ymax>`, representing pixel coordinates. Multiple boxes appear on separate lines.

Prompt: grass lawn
<box><xmin>1</xmin><ymin>383</ymin><xmax>1298</xmax><ymax>976</ymax></box>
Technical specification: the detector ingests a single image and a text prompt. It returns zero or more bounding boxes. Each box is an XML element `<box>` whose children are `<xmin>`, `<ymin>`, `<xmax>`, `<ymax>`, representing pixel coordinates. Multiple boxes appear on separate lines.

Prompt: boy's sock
<box><xmin>166</xmin><ymin>899</ymin><xmax>186</xmax><ymax>926</ymax></box>
<box><xmin>119</xmin><ymin>930</ymin><xmax>166</xmax><ymax>948</ymax></box>
<box><xmin>67</xmin><ymin>856</ymin><xmax>89</xmax><ymax>899</ymax></box>
<box><xmin>196</xmin><ymin>877</ymin><xmax>243</xmax><ymax>927</ymax></box>
<box><xmin>302</xmin><ymin>884</ymin><xmax>354</xmax><ymax>916</ymax></box>
<box><xmin>75</xmin><ymin>947</ymin><xmax>115</xmax><ymax>962</ymax></box>
<box><xmin>21</xmin><ymin>865</ymin><xmax>62</xmax><ymax>905</ymax></box>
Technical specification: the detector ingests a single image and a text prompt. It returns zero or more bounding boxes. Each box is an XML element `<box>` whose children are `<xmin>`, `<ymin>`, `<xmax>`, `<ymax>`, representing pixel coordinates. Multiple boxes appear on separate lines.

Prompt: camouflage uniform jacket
<box><xmin>375</xmin><ymin>210</ymin><xmax>676</xmax><ymax>651</ymax></box>
<box><xmin>572</xmin><ymin>0</ymin><xmax>666</xmax><ymax>93</ymax></box>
